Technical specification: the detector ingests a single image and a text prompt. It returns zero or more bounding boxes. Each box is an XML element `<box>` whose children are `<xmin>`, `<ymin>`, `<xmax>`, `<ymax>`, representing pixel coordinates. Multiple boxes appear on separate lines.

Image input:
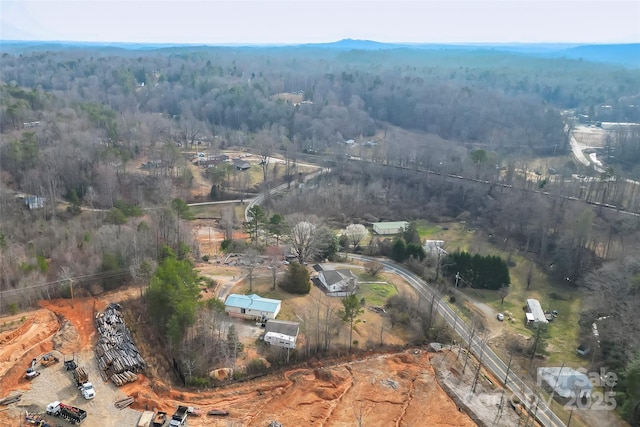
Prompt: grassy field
<box><xmin>358</xmin><ymin>282</ymin><xmax>398</xmax><ymax>307</ymax></box>
<box><xmin>415</xmin><ymin>219</ymin><xmax>473</xmax><ymax>252</ymax></box>
<box><xmin>415</xmin><ymin>219</ymin><xmax>587</xmax><ymax>368</ymax></box>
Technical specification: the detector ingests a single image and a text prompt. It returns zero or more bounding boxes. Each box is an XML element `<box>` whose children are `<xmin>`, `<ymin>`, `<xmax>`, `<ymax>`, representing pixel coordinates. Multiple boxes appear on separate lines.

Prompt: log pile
<box><xmin>114</xmin><ymin>396</ymin><xmax>134</xmax><ymax>409</ymax></box>
<box><xmin>0</xmin><ymin>394</ymin><xmax>22</xmax><ymax>405</ymax></box>
<box><xmin>95</xmin><ymin>303</ymin><xmax>146</xmax><ymax>387</ymax></box>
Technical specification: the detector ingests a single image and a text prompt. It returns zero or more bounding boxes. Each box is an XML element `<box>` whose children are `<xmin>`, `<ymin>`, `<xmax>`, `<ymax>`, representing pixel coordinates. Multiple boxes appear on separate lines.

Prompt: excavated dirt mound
<box><xmin>118</xmin><ymin>350</ymin><xmax>476</xmax><ymax>427</ymax></box>
<box><xmin>0</xmin><ymin>309</ymin><xmax>59</xmax><ymax>394</ymax></box>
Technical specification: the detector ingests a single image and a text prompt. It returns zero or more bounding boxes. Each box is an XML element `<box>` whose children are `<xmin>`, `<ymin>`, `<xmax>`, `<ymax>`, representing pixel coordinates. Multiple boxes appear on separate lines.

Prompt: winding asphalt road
<box><xmin>347</xmin><ymin>254</ymin><xmax>567</xmax><ymax>427</ymax></box>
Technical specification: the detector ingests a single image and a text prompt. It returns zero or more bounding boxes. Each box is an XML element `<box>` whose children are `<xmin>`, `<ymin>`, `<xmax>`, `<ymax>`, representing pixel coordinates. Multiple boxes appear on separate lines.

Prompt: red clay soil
<box><xmin>119</xmin><ymin>351</ymin><xmax>476</xmax><ymax>427</ymax></box>
<box><xmin>0</xmin><ymin>309</ymin><xmax>58</xmax><ymax>394</ymax></box>
<box><xmin>1</xmin><ymin>292</ymin><xmax>476</xmax><ymax>426</ymax></box>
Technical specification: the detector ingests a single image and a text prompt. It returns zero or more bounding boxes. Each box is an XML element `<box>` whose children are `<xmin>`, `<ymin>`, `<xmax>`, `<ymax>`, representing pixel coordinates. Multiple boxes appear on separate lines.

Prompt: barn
<box><xmin>224</xmin><ymin>294</ymin><xmax>281</xmax><ymax>320</ymax></box>
<box><xmin>372</xmin><ymin>221</ymin><xmax>409</xmax><ymax>235</ymax></box>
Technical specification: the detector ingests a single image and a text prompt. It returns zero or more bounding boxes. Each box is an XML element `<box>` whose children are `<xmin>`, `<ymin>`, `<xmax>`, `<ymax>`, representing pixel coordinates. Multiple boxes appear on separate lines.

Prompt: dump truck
<box><xmin>46</xmin><ymin>401</ymin><xmax>87</xmax><ymax>425</ymax></box>
<box><xmin>72</xmin><ymin>367</ymin><xmax>95</xmax><ymax>400</ymax></box>
<box><xmin>169</xmin><ymin>406</ymin><xmax>189</xmax><ymax>427</ymax></box>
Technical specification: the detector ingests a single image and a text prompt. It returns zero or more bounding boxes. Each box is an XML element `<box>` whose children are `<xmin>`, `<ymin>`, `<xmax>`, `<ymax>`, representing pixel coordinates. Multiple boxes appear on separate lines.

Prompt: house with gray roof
<box><xmin>312</xmin><ymin>264</ymin><xmax>358</xmax><ymax>297</ymax></box>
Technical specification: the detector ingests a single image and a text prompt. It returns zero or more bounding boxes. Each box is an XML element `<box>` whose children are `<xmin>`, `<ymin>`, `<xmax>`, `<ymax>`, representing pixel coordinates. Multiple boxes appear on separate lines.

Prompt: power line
<box><xmin>0</xmin><ymin>268</ymin><xmax>130</xmax><ymax>296</ymax></box>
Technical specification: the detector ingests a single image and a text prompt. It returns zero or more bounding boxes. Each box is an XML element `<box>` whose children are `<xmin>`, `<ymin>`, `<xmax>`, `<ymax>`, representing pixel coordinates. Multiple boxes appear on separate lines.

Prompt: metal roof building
<box><xmin>526</xmin><ymin>298</ymin><xmax>548</xmax><ymax>324</ymax></box>
<box><xmin>224</xmin><ymin>294</ymin><xmax>281</xmax><ymax>320</ymax></box>
<box><xmin>372</xmin><ymin>221</ymin><xmax>409</xmax><ymax>235</ymax></box>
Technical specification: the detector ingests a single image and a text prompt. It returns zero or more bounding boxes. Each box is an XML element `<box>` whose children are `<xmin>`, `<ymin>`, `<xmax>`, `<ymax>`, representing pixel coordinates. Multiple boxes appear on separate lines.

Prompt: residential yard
<box><xmin>415</xmin><ymin>219</ymin><xmax>473</xmax><ymax>252</ymax></box>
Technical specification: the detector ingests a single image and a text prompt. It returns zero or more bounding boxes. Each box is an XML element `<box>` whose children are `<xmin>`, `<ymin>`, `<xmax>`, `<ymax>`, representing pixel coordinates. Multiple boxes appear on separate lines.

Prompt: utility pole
<box><xmin>504</xmin><ymin>353</ymin><xmax>513</xmax><ymax>387</ymax></box>
<box><xmin>472</xmin><ymin>336</ymin><xmax>487</xmax><ymax>393</ymax></box>
<box><xmin>69</xmin><ymin>278</ymin><xmax>74</xmax><ymax>308</ymax></box>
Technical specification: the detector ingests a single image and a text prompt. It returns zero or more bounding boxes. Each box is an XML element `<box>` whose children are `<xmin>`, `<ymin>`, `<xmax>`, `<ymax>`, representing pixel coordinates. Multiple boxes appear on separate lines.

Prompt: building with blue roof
<box><xmin>224</xmin><ymin>294</ymin><xmax>282</xmax><ymax>320</ymax></box>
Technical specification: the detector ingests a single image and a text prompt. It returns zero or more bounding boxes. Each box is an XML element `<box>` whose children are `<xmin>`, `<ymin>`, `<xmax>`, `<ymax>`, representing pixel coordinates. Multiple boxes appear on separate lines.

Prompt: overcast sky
<box><xmin>1</xmin><ymin>0</ymin><xmax>639</xmax><ymax>45</ymax></box>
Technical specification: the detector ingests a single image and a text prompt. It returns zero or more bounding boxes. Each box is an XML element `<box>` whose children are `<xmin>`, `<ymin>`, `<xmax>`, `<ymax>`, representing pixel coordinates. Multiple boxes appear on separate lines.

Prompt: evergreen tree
<box><xmin>278</xmin><ymin>262</ymin><xmax>311</xmax><ymax>294</ymax></box>
<box><xmin>146</xmin><ymin>254</ymin><xmax>201</xmax><ymax>346</ymax></box>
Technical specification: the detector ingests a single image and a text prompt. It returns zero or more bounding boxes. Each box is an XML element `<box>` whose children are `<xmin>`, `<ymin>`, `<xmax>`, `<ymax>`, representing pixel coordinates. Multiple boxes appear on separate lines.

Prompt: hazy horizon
<box><xmin>1</xmin><ymin>1</ymin><xmax>639</xmax><ymax>45</ymax></box>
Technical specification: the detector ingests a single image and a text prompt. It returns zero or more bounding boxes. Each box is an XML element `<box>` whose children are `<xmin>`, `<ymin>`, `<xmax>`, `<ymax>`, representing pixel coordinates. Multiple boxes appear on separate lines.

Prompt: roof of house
<box><xmin>537</xmin><ymin>367</ymin><xmax>593</xmax><ymax>398</ymax></box>
<box><xmin>526</xmin><ymin>298</ymin><xmax>548</xmax><ymax>323</ymax></box>
<box><xmin>265</xmin><ymin>319</ymin><xmax>300</xmax><ymax>337</ymax></box>
<box><xmin>225</xmin><ymin>294</ymin><xmax>281</xmax><ymax>313</ymax></box>
<box><xmin>321</xmin><ymin>269</ymin><xmax>356</xmax><ymax>286</ymax></box>
<box><xmin>232</xmin><ymin>158</ymin><xmax>251</xmax><ymax>168</ymax></box>
<box><xmin>372</xmin><ymin>221</ymin><xmax>409</xmax><ymax>230</ymax></box>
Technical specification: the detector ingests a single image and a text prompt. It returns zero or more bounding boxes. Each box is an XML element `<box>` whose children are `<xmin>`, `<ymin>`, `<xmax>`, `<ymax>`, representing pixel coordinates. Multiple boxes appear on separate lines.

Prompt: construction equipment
<box><xmin>25</xmin><ymin>359</ymin><xmax>41</xmax><ymax>380</ymax></box>
<box><xmin>152</xmin><ymin>411</ymin><xmax>167</xmax><ymax>427</ymax></box>
<box><xmin>46</xmin><ymin>401</ymin><xmax>87</xmax><ymax>424</ymax></box>
<box><xmin>24</xmin><ymin>410</ymin><xmax>52</xmax><ymax>426</ymax></box>
<box><xmin>40</xmin><ymin>353</ymin><xmax>59</xmax><ymax>367</ymax></box>
<box><xmin>63</xmin><ymin>354</ymin><xmax>78</xmax><ymax>371</ymax></box>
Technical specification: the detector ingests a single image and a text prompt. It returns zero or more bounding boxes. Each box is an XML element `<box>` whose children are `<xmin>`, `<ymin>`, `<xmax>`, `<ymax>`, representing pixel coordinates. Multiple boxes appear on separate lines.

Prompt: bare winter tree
<box><xmin>243</xmin><ymin>250</ymin><xmax>259</xmax><ymax>293</ymax></box>
<box><xmin>344</xmin><ymin>224</ymin><xmax>367</xmax><ymax>249</ymax></box>
<box><xmin>583</xmin><ymin>257</ymin><xmax>640</xmax><ymax>367</ymax></box>
<box><xmin>286</xmin><ymin>214</ymin><xmax>325</xmax><ymax>264</ymax></box>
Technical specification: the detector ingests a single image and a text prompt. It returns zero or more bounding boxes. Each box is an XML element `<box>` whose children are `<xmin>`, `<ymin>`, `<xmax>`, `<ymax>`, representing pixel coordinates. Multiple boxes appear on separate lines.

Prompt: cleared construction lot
<box><xmin>7</xmin><ymin>349</ymin><xmax>140</xmax><ymax>427</ymax></box>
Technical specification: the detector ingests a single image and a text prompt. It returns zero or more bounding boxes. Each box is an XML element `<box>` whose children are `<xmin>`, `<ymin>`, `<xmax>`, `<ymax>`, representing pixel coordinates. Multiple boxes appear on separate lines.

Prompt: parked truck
<box><xmin>169</xmin><ymin>406</ymin><xmax>189</xmax><ymax>427</ymax></box>
<box><xmin>64</xmin><ymin>355</ymin><xmax>95</xmax><ymax>399</ymax></box>
<box><xmin>72</xmin><ymin>367</ymin><xmax>95</xmax><ymax>400</ymax></box>
<box><xmin>46</xmin><ymin>401</ymin><xmax>87</xmax><ymax>425</ymax></box>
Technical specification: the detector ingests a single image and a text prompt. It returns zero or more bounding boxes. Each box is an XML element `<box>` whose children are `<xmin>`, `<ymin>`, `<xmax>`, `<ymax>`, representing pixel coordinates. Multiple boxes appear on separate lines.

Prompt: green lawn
<box><xmin>358</xmin><ymin>282</ymin><xmax>398</xmax><ymax>307</ymax></box>
<box><xmin>414</xmin><ymin>220</ymin><xmax>472</xmax><ymax>253</ymax></box>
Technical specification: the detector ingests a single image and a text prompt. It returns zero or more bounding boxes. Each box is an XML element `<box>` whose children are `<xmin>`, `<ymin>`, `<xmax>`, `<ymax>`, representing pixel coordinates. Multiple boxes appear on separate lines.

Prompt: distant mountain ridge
<box><xmin>1</xmin><ymin>38</ymin><xmax>638</xmax><ymax>67</ymax></box>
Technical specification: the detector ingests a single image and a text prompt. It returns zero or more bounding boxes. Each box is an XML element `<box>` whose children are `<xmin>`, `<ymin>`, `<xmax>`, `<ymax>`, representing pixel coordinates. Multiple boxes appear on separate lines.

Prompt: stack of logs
<box><xmin>95</xmin><ymin>303</ymin><xmax>146</xmax><ymax>386</ymax></box>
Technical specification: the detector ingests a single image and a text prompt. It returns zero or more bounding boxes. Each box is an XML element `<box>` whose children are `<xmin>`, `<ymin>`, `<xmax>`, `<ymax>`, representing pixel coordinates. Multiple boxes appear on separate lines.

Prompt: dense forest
<box><xmin>1</xmin><ymin>42</ymin><xmax>640</xmax><ymax>423</ymax></box>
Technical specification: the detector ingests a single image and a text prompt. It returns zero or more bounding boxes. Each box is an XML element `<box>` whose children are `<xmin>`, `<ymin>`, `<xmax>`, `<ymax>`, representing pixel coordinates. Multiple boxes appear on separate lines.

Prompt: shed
<box><xmin>224</xmin><ymin>294</ymin><xmax>281</xmax><ymax>320</ymax></box>
<box><xmin>525</xmin><ymin>298</ymin><xmax>548</xmax><ymax>324</ymax></box>
<box><xmin>372</xmin><ymin>221</ymin><xmax>409</xmax><ymax>235</ymax></box>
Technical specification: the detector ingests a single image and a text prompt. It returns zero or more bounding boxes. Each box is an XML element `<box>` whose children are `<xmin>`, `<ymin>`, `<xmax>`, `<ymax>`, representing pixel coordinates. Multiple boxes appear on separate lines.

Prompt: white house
<box><xmin>224</xmin><ymin>294</ymin><xmax>281</xmax><ymax>320</ymax></box>
<box><xmin>312</xmin><ymin>264</ymin><xmax>358</xmax><ymax>296</ymax></box>
<box><xmin>264</xmin><ymin>320</ymin><xmax>300</xmax><ymax>349</ymax></box>
<box><xmin>525</xmin><ymin>298</ymin><xmax>548</xmax><ymax>325</ymax></box>
<box><xmin>372</xmin><ymin>221</ymin><xmax>409</xmax><ymax>235</ymax></box>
